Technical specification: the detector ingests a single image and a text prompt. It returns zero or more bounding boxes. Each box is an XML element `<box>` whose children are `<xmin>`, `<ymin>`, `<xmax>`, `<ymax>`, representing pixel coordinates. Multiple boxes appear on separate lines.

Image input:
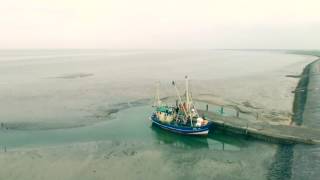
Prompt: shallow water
<box><xmin>0</xmin><ymin>106</ymin><xmax>238</xmax><ymax>149</ymax></box>
<box><xmin>0</xmin><ymin>105</ymin><xmax>275</xmax><ymax>180</ymax></box>
<box><xmin>0</xmin><ymin>50</ymin><xmax>315</xmax><ymax>179</ymax></box>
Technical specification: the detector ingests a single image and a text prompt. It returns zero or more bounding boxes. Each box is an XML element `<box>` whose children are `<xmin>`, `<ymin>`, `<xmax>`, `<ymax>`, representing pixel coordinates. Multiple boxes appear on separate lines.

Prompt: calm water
<box><xmin>0</xmin><ymin>50</ymin><xmax>313</xmax><ymax>180</ymax></box>
<box><xmin>0</xmin><ymin>105</ymin><xmax>275</xmax><ymax>180</ymax></box>
<box><xmin>0</xmin><ymin>105</ymin><xmax>240</xmax><ymax>149</ymax></box>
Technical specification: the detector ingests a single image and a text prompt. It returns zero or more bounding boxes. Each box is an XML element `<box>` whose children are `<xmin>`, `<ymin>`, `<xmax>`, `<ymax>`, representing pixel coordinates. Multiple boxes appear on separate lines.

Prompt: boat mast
<box><xmin>185</xmin><ymin>76</ymin><xmax>189</xmax><ymax>112</ymax></box>
<box><xmin>188</xmin><ymin>92</ymin><xmax>200</xmax><ymax>118</ymax></box>
<box><xmin>155</xmin><ymin>81</ymin><xmax>161</xmax><ymax>107</ymax></box>
<box><xmin>185</xmin><ymin>76</ymin><xmax>193</xmax><ymax>126</ymax></box>
<box><xmin>172</xmin><ymin>81</ymin><xmax>188</xmax><ymax>118</ymax></box>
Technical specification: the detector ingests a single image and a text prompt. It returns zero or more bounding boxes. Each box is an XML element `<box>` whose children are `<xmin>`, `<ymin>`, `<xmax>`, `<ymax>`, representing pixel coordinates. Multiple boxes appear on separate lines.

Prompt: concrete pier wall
<box><xmin>291</xmin><ymin>58</ymin><xmax>320</xmax><ymax>180</ymax></box>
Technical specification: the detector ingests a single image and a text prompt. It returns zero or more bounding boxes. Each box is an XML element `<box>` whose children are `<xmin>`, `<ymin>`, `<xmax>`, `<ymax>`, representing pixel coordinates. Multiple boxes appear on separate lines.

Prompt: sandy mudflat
<box><xmin>0</xmin><ymin>50</ymin><xmax>316</xmax><ymax>130</ymax></box>
<box><xmin>0</xmin><ymin>140</ymin><xmax>275</xmax><ymax>180</ymax></box>
<box><xmin>0</xmin><ymin>50</ymin><xmax>317</xmax><ymax>180</ymax></box>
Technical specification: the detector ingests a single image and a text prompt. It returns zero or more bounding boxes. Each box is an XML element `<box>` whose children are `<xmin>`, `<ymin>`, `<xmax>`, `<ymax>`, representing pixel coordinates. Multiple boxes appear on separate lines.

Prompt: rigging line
<box><xmin>153</xmin><ymin>81</ymin><xmax>162</xmax><ymax>107</ymax></box>
<box><xmin>172</xmin><ymin>81</ymin><xmax>188</xmax><ymax>118</ymax></box>
<box><xmin>188</xmin><ymin>93</ymin><xmax>200</xmax><ymax>118</ymax></box>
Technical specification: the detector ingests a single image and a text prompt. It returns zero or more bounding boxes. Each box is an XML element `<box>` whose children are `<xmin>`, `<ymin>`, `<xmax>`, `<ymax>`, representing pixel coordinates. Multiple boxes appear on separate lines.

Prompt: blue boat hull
<box><xmin>150</xmin><ymin>114</ymin><xmax>212</xmax><ymax>136</ymax></box>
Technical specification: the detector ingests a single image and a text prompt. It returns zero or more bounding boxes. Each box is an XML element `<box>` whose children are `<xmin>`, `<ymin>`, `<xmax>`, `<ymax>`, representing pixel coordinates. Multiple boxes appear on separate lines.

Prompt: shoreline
<box><xmin>0</xmin><ymin>50</ymin><xmax>319</xmax><ymax>180</ymax></box>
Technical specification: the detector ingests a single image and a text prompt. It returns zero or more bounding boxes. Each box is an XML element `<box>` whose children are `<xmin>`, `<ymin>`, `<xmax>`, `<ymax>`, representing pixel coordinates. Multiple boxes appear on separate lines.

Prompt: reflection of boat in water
<box><xmin>150</xmin><ymin>76</ymin><xmax>213</xmax><ymax>136</ymax></box>
<box><xmin>151</xmin><ymin>125</ymin><xmax>209</xmax><ymax>149</ymax></box>
<box><xmin>151</xmin><ymin>125</ymin><xmax>246</xmax><ymax>151</ymax></box>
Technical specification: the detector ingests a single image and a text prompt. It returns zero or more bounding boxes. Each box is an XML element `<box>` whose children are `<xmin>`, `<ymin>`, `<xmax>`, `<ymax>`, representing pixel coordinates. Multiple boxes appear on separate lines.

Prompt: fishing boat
<box><xmin>150</xmin><ymin>76</ymin><xmax>213</xmax><ymax>136</ymax></box>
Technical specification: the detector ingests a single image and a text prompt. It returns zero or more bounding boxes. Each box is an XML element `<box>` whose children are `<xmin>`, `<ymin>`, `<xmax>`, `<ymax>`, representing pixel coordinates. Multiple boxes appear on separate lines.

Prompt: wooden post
<box><xmin>220</xmin><ymin>106</ymin><xmax>224</xmax><ymax>114</ymax></box>
<box><xmin>256</xmin><ymin>113</ymin><xmax>259</xmax><ymax>120</ymax></box>
<box><xmin>236</xmin><ymin>110</ymin><xmax>240</xmax><ymax>118</ymax></box>
<box><xmin>206</xmin><ymin>104</ymin><xmax>208</xmax><ymax>111</ymax></box>
<box><xmin>245</xmin><ymin>123</ymin><xmax>248</xmax><ymax>135</ymax></box>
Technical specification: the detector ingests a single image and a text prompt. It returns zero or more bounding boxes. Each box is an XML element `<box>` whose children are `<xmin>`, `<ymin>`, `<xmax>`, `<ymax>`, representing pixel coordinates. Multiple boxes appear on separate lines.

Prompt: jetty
<box><xmin>291</xmin><ymin>55</ymin><xmax>320</xmax><ymax>180</ymax></box>
<box><xmin>199</xmin><ymin>109</ymin><xmax>320</xmax><ymax>145</ymax></box>
<box><xmin>198</xmin><ymin>58</ymin><xmax>320</xmax><ymax>145</ymax></box>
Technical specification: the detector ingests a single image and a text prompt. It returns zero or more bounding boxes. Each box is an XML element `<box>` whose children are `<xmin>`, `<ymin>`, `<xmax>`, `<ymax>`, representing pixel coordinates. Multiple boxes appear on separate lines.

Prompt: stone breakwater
<box><xmin>200</xmin><ymin>58</ymin><xmax>320</xmax><ymax>145</ymax></box>
<box><xmin>291</xmin><ymin>58</ymin><xmax>320</xmax><ymax>180</ymax></box>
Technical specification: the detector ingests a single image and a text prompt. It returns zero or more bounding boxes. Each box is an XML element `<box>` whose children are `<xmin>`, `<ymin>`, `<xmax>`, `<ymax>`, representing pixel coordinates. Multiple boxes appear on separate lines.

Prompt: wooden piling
<box><xmin>220</xmin><ymin>106</ymin><xmax>224</xmax><ymax>114</ymax></box>
<box><xmin>245</xmin><ymin>123</ymin><xmax>248</xmax><ymax>135</ymax></box>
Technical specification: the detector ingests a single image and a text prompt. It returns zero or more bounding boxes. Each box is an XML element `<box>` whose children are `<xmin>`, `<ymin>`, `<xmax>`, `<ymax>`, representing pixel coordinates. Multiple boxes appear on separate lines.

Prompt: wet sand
<box><xmin>0</xmin><ymin>50</ymin><xmax>317</xmax><ymax>180</ymax></box>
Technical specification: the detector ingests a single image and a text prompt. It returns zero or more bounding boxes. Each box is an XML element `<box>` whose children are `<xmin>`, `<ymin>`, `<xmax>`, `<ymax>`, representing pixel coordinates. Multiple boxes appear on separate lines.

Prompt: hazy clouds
<box><xmin>0</xmin><ymin>0</ymin><xmax>319</xmax><ymax>49</ymax></box>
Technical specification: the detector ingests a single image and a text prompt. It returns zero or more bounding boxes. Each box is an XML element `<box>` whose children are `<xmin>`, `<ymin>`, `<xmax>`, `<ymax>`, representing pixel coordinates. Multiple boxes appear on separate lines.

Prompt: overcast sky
<box><xmin>0</xmin><ymin>0</ymin><xmax>319</xmax><ymax>49</ymax></box>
